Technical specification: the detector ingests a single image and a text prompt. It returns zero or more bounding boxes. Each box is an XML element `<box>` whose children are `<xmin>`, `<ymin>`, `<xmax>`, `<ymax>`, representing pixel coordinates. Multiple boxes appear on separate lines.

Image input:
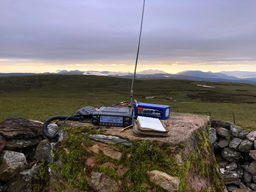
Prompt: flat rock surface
<box><xmin>0</xmin><ymin>117</ymin><xmax>43</xmax><ymax>139</ymax></box>
<box><xmin>105</xmin><ymin>113</ymin><xmax>210</xmax><ymax>145</ymax></box>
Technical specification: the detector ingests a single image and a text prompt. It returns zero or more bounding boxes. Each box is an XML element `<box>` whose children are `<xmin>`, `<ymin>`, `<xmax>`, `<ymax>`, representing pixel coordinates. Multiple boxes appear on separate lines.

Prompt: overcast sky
<box><xmin>0</xmin><ymin>0</ymin><xmax>256</xmax><ymax>73</ymax></box>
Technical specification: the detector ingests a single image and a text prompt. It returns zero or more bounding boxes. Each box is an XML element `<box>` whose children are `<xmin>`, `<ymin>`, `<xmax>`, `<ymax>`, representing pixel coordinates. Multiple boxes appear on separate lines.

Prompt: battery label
<box><xmin>137</xmin><ymin>107</ymin><xmax>162</xmax><ymax>118</ymax></box>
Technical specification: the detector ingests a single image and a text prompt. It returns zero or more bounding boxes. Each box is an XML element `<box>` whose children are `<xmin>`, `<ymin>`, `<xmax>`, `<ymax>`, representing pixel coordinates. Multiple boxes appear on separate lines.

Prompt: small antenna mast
<box><xmin>129</xmin><ymin>0</ymin><xmax>146</xmax><ymax>106</ymax></box>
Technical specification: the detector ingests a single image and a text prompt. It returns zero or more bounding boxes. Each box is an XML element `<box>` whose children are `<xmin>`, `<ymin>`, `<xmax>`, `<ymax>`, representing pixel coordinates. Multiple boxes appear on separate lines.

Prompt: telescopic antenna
<box><xmin>129</xmin><ymin>0</ymin><xmax>146</xmax><ymax>106</ymax></box>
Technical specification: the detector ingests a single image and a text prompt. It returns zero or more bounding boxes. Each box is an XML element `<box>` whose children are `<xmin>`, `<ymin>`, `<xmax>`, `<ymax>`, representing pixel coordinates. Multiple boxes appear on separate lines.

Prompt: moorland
<box><xmin>0</xmin><ymin>75</ymin><xmax>256</xmax><ymax>129</ymax></box>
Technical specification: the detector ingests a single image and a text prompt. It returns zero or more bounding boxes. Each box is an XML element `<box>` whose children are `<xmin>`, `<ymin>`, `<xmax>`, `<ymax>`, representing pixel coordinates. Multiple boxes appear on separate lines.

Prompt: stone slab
<box><xmin>105</xmin><ymin>112</ymin><xmax>210</xmax><ymax>145</ymax></box>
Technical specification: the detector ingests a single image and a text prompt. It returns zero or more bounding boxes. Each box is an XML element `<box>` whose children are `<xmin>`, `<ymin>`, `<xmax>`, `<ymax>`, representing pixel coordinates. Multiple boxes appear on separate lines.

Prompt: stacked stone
<box><xmin>0</xmin><ymin>117</ymin><xmax>47</xmax><ymax>191</ymax></box>
<box><xmin>210</xmin><ymin>120</ymin><xmax>256</xmax><ymax>192</ymax></box>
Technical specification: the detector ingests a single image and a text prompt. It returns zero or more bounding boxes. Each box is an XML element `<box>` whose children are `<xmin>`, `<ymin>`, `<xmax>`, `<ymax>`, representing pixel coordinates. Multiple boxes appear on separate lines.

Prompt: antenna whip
<box><xmin>129</xmin><ymin>0</ymin><xmax>146</xmax><ymax>106</ymax></box>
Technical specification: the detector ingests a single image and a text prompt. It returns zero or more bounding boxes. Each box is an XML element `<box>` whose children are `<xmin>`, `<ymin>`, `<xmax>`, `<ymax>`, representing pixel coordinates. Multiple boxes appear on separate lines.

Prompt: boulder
<box><xmin>252</xmin><ymin>175</ymin><xmax>256</xmax><ymax>183</ymax></box>
<box><xmin>7</xmin><ymin>164</ymin><xmax>40</xmax><ymax>192</ymax></box>
<box><xmin>227</xmin><ymin>185</ymin><xmax>239</xmax><ymax>191</ymax></box>
<box><xmin>243</xmin><ymin>171</ymin><xmax>252</xmax><ymax>183</ymax></box>
<box><xmin>229</xmin><ymin>138</ymin><xmax>242</xmax><ymax>149</ymax></box>
<box><xmin>217</xmin><ymin>139</ymin><xmax>229</xmax><ymax>148</ymax></box>
<box><xmin>247</xmin><ymin>183</ymin><xmax>256</xmax><ymax>191</ymax></box>
<box><xmin>238</xmin><ymin>140</ymin><xmax>253</xmax><ymax>153</ymax></box>
<box><xmin>233</xmin><ymin>189</ymin><xmax>251</xmax><ymax>192</ymax></box>
<box><xmin>0</xmin><ymin>135</ymin><xmax>6</xmax><ymax>152</ymax></box>
<box><xmin>87</xmin><ymin>171</ymin><xmax>120</xmax><ymax>192</ymax></box>
<box><xmin>5</xmin><ymin>137</ymin><xmax>42</xmax><ymax>149</ymax></box>
<box><xmin>226</xmin><ymin>162</ymin><xmax>238</xmax><ymax>171</ymax></box>
<box><xmin>222</xmin><ymin>170</ymin><xmax>241</xmax><ymax>185</ymax></box>
<box><xmin>211</xmin><ymin>120</ymin><xmax>232</xmax><ymax>129</ymax></box>
<box><xmin>247</xmin><ymin>131</ymin><xmax>256</xmax><ymax>142</ymax></box>
<box><xmin>0</xmin><ymin>150</ymin><xmax>27</xmax><ymax>181</ymax></box>
<box><xmin>245</xmin><ymin>161</ymin><xmax>256</xmax><ymax>175</ymax></box>
<box><xmin>35</xmin><ymin>139</ymin><xmax>54</xmax><ymax>163</ymax></box>
<box><xmin>147</xmin><ymin>170</ymin><xmax>180</xmax><ymax>192</ymax></box>
<box><xmin>0</xmin><ymin>117</ymin><xmax>42</xmax><ymax>139</ymax></box>
<box><xmin>249</xmin><ymin>150</ymin><xmax>256</xmax><ymax>160</ymax></box>
<box><xmin>209</xmin><ymin>128</ymin><xmax>217</xmax><ymax>144</ymax></box>
<box><xmin>221</xmin><ymin>148</ymin><xmax>241</xmax><ymax>162</ymax></box>
<box><xmin>217</xmin><ymin>128</ymin><xmax>230</xmax><ymax>137</ymax></box>
<box><xmin>238</xmin><ymin>130</ymin><xmax>250</xmax><ymax>139</ymax></box>
<box><xmin>230</xmin><ymin>125</ymin><xmax>243</xmax><ymax>137</ymax></box>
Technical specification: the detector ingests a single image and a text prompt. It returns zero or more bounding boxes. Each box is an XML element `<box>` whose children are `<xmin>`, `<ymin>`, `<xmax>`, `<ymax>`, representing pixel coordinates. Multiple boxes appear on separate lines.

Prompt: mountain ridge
<box><xmin>0</xmin><ymin>70</ymin><xmax>255</xmax><ymax>84</ymax></box>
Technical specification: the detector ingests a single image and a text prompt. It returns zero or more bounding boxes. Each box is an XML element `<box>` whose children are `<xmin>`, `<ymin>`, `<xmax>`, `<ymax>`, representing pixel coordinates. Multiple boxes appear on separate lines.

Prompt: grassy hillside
<box><xmin>0</xmin><ymin>75</ymin><xmax>256</xmax><ymax>129</ymax></box>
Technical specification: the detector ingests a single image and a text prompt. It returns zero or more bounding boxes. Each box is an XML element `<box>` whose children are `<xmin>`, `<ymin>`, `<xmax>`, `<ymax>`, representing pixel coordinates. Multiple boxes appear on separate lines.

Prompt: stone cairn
<box><xmin>210</xmin><ymin>120</ymin><xmax>256</xmax><ymax>192</ymax></box>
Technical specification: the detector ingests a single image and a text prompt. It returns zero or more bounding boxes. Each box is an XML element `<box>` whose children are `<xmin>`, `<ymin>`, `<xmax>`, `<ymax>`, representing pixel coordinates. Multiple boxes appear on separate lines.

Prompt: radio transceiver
<box><xmin>92</xmin><ymin>107</ymin><xmax>133</xmax><ymax>127</ymax></box>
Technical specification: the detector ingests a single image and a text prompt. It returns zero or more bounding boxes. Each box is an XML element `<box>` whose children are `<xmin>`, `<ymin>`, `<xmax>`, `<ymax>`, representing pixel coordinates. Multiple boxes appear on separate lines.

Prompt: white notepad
<box><xmin>137</xmin><ymin>116</ymin><xmax>167</xmax><ymax>132</ymax></box>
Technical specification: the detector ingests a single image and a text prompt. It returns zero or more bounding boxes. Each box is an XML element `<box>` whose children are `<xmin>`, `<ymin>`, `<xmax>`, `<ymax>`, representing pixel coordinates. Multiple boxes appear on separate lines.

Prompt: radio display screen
<box><xmin>100</xmin><ymin>116</ymin><xmax>123</xmax><ymax>124</ymax></box>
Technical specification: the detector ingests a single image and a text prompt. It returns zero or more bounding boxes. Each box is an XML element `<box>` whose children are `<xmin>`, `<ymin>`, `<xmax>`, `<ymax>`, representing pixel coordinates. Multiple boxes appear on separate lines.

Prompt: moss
<box><xmin>47</xmin><ymin>125</ymin><xmax>224</xmax><ymax>192</ymax></box>
<box><xmin>50</xmin><ymin>126</ymin><xmax>90</xmax><ymax>191</ymax></box>
<box><xmin>32</xmin><ymin>161</ymin><xmax>49</xmax><ymax>192</ymax></box>
<box><xmin>98</xmin><ymin>165</ymin><xmax>120</xmax><ymax>180</ymax></box>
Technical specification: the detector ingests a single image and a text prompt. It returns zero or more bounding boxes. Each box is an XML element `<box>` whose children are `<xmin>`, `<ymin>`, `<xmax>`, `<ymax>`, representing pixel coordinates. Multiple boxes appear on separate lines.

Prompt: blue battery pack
<box><xmin>134</xmin><ymin>101</ymin><xmax>170</xmax><ymax>120</ymax></box>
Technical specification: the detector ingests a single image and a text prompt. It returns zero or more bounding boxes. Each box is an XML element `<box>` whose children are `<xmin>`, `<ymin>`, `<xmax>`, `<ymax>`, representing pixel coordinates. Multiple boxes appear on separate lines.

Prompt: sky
<box><xmin>0</xmin><ymin>0</ymin><xmax>256</xmax><ymax>74</ymax></box>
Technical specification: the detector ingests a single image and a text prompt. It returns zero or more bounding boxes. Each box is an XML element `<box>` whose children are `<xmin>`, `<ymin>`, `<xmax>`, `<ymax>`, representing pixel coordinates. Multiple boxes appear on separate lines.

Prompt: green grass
<box><xmin>0</xmin><ymin>75</ymin><xmax>256</xmax><ymax>129</ymax></box>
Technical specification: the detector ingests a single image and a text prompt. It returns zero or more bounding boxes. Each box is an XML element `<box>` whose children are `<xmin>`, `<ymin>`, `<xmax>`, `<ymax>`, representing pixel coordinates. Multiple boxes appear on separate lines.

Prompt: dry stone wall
<box><xmin>0</xmin><ymin>114</ymin><xmax>226</xmax><ymax>192</ymax></box>
<box><xmin>210</xmin><ymin>120</ymin><xmax>256</xmax><ymax>192</ymax></box>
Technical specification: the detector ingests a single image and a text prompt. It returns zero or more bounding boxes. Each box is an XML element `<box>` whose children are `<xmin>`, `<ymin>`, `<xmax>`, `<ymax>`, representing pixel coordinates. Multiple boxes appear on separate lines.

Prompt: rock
<box><xmin>8</xmin><ymin>164</ymin><xmax>40</xmax><ymax>192</ymax></box>
<box><xmin>86</xmin><ymin>156</ymin><xmax>96</xmax><ymax>168</ymax></box>
<box><xmin>254</xmin><ymin>140</ymin><xmax>256</xmax><ymax>149</ymax></box>
<box><xmin>239</xmin><ymin>130</ymin><xmax>250</xmax><ymax>139</ymax></box>
<box><xmin>47</xmin><ymin>123</ymin><xmax>59</xmax><ymax>136</ymax></box>
<box><xmin>0</xmin><ymin>135</ymin><xmax>6</xmax><ymax>152</ymax></box>
<box><xmin>239</xmin><ymin>182</ymin><xmax>247</xmax><ymax>189</ymax></box>
<box><xmin>230</xmin><ymin>125</ymin><xmax>243</xmax><ymax>137</ymax></box>
<box><xmin>245</xmin><ymin>161</ymin><xmax>256</xmax><ymax>175</ymax></box>
<box><xmin>6</xmin><ymin>137</ymin><xmax>42</xmax><ymax>149</ymax></box>
<box><xmin>20</xmin><ymin>163</ymin><xmax>40</xmax><ymax>181</ymax></box>
<box><xmin>221</xmin><ymin>148</ymin><xmax>241</xmax><ymax>162</ymax></box>
<box><xmin>233</xmin><ymin>189</ymin><xmax>251</xmax><ymax>192</ymax></box>
<box><xmin>88</xmin><ymin>142</ymin><xmax>122</xmax><ymax>160</ymax></box>
<box><xmin>238</xmin><ymin>140</ymin><xmax>253</xmax><ymax>153</ymax></box>
<box><xmin>227</xmin><ymin>185</ymin><xmax>239</xmax><ymax>191</ymax></box>
<box><xmin>0</xmin><ymin>184</ymin><xmax>8</xmax><ymax>192</ymax></box>
<box><xmin>253</xmin><ymin>175</ymin><xmax>256</xmax><ymax>183</ymax></box>
<box><xmin>86</xmin><ymin>134</ymin><xmax>132</xmax><ymax>147</ymax></box>
<box><xmin>249</xmin><ymin>150</ymin><xmax>256</xmax><ymax>160</ymax></box>
<box><xmin>147</xmin><ymin>170</ymin><xmax>180</xmax><ymax>192</ymax></box>
<box><xmin>35</xmin><ymin>139</ymin><xmax>54</xmax><ymax>163</ymax></box>
<box><xmin>102</xmin><ymin>162</ymin><xmax>115</xmax><ymax>169</ymax></box>
<box><xmin>226</xmin><ymin>162</ymin><xmax>238</xmax><ymax>171</ymax></box>
<box><xmin>175</xmin><ymin>154</ymin><xmax>183</xmax><ymax>166</ymax></box>
<box><xmin>211</xmin><ymin>120</ymin><xmax>232</xmax><ymax>129</ymax></box>
<box><xmin>247</xmin><ymin>183</ymin><xmax>256</xmax><ymax>191</ymax></box>
<box><xmin>141</xmin><ymin>183</ymin><xmax>151</xmax><ymax>191</ymax></box>
<box><xmin>243</xmin><ymin>171</ymin><xmax>252</xmax><ymax>183</ymax></box>
<box><xmin>247</xmin><ymin>131</ymin><xmax>256</xmax><ymax>141</ymax></box>
<box><xmin>209</xmin><ymin>128</ymin><xmax>217</xmax><ymax>144</ymax></box>
<box><xmin>117</xmin><ymin>165</ymin><xmax>129</xmax><ymax>177</ymax></box>
<box><xmin>229</xmin><ymin>138</ymin><xmax>242</xmax><ymax>149</ymax></box>
<box><xmin>0</xmin><ymin>117</ymin><xmax>42</xmax><ymax>139</ymax></box>
<box><xmin>217</xmin><ymin>128</ymin><xmax>230</xmax><ymax>137</ymax></box>
<box><xmin>0</xmin><ymin>150</ymin><xmax>27</xmax><ymax>181</ymax></box>
<box><xmin>87</xmin><ymin>171</ymin><xmax>119</xmax><ymax>192</ymax></box>
<box><xmin>222</xmin><ymin>170</ymin><xmax>241</xmax><ymax>185</ymax></box>
<box><xmin>218</xmin><ymin>139</ymin><xmax>229</xmax><ymax>148</ymax></box>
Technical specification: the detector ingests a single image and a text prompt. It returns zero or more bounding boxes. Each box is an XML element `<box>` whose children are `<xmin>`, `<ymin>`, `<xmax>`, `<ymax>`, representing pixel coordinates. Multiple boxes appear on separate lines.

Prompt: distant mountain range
<box><xmin>1</xmin><ymin>70</ymin><xmax>256</xmax><ymax>84</ymax></box>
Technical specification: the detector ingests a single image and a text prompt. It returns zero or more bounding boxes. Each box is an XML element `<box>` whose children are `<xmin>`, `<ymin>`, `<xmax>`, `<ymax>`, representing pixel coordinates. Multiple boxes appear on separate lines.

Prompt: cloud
<box><xmin>0</xmin><ymin>0</ymin><xmax>256</xmax><ymax>65</ymax></box>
